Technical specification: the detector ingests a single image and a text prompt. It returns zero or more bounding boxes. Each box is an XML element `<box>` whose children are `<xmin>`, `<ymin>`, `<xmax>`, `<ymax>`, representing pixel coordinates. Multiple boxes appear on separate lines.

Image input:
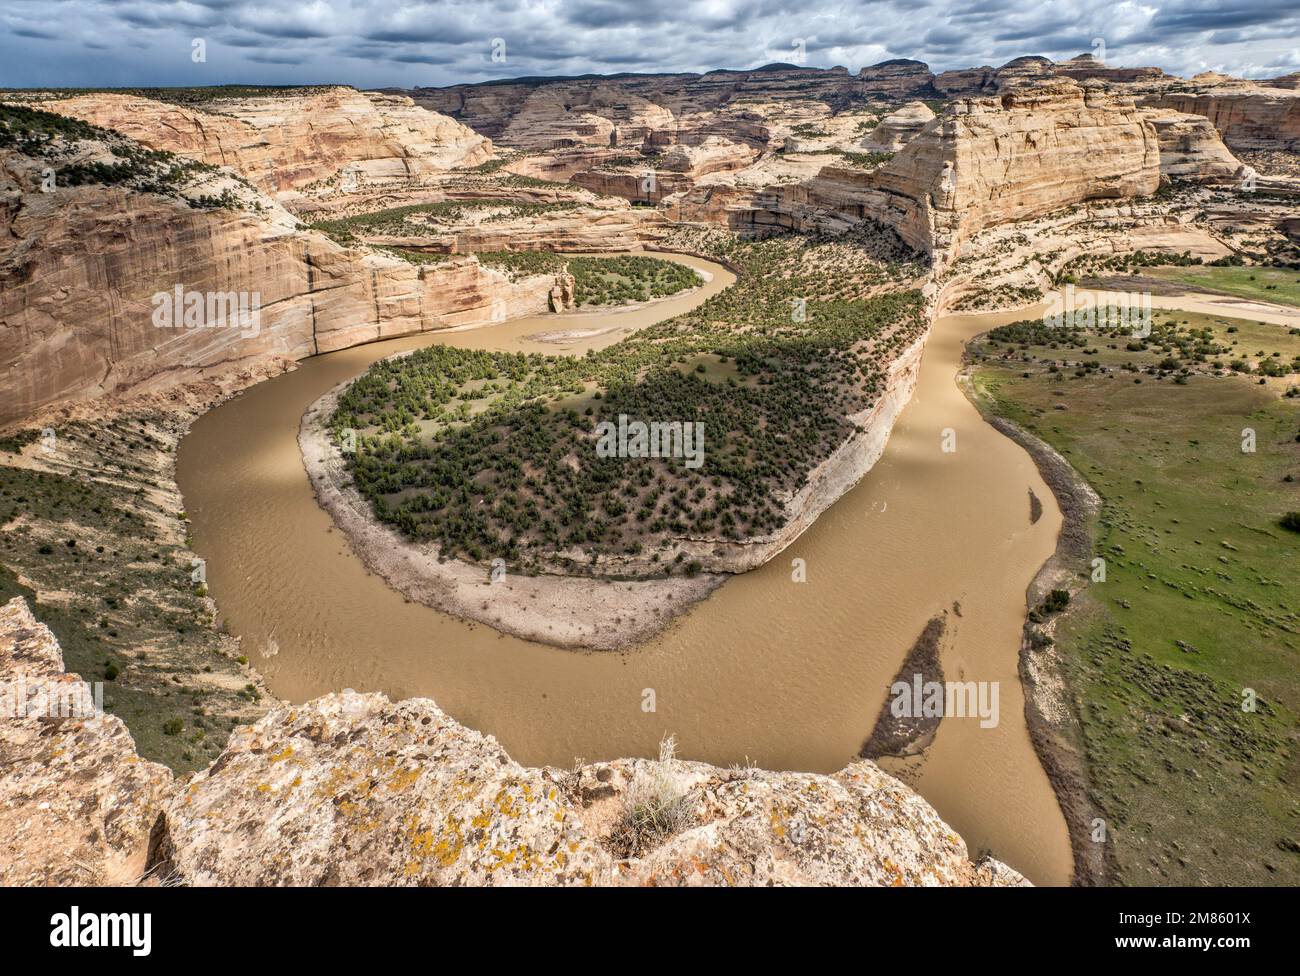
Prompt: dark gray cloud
<box><xmin>0</xmin><ymin>0</ymin><xmax>1296</xmax><ymax>89</ymax></box>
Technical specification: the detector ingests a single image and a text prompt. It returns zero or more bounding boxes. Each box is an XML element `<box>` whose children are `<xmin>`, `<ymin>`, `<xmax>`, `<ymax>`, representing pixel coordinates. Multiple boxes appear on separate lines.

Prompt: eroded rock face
<box><xmin>414</xmin><ymin>63</ymin><xmax>939</xmax><ymax>144</ymax></box>
<box><xmin>1143</xmin><ymin>87</ymin><xmax>1300</xmax><ymax>152</ymax></box>
<box><xmin>1143</xmin><ymin>109</ymin><xmax>1245</xmax><ymax>182</ymax></box>
<box><xmin>157</xmin><ymin>689</ymin><xmax>1027</xmax><ymax>886</ymax></box>
<box><xmin>1053</xmin><ymin>53</ymin><xmax>1166</xmax><ymax>86</ymax></box>
<box><xmin>934</xmin><ymin>55</ymin><xmax>1165</xmax><ymax>98</ymax></box>
<box><xmin>671</xmin><ymin>80</ymin><xmax>1161</xmax><ymax>268</ymax></box>
<box><xmin>934</xmin><ymin>66</ymin><xmax>1000</xmax><ymax>98</ymax></box>
<box><xmin>657</xmin><ymin>137</ymin><xmax>758</xmax><ymax>177</ymax></box>
<box><xmin>37</xmin><ymin>88</ymin><xmax>493</xmax><ymax>195</ymax></box>
<box><xmin>0</xmin><ymin>152</ymin><xmax>554</xmax><ymax>424</ymax></box>
<box><xmin>379</xmin><ymin>207</ymin><xmax>667</xmax><ymax>254</ymax></box>
<box><xmin>857</xmin><ymin>59</ymin><xmax>937</xmax><ymax>98</ymax></box>
<box><xmin>0</xmin><ymin>598</ymin><xmax>171</xmax><ymax>885</ymax></box>
<box><xmin>862</xmin><ymin>81</ymin><xmax>1160</xmax><ymax>262</ymax></box>
<box><xmin>861</xmin><ymin>101</ymin><xmax>936</xmax><ymax>151</ymax></box>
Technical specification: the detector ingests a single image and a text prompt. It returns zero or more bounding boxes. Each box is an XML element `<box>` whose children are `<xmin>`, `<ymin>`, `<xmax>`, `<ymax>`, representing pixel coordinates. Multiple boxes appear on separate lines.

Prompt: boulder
<box><xmin>0</xmin><ymin>598</ymin><xmax>172</xmax><ymax>885</ymax></box>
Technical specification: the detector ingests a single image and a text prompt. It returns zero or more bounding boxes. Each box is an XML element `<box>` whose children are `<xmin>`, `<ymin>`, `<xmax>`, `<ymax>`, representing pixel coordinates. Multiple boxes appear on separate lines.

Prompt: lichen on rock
<box><xmin>0</xmin><ymin>595</ymin><xmax>1026</xmax><ymax>887</ymax></box>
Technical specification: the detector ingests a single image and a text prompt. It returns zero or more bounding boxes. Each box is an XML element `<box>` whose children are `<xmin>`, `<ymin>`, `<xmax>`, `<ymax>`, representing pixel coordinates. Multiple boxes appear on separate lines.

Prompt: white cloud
<box><xmin>0</xmin><ymin>0</ymin><xmax>1295</xmax><ymax>88</ymax></box>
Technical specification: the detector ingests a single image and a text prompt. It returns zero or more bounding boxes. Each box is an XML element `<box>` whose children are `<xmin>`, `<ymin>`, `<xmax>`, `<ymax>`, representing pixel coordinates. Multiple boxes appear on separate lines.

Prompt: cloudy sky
<box><xmin>2</xmin><ymin>0</ymin><xmax>1298</xmax><ymax>89</ymax></box>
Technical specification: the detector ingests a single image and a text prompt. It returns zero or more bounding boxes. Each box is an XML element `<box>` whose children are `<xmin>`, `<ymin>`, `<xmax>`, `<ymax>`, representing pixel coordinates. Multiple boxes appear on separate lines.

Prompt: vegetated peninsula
<box><xmin>306</xmin><ymin>230</ymin><xmax>925</xmax><ymax>646</ymax></box>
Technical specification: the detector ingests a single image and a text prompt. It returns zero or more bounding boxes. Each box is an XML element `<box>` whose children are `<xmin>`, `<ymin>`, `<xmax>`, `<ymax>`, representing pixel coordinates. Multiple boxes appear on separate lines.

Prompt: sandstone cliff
<box><xmin>33</xmin><ymin>88</ymin><xmax>493</xmax><ymax>195</ymax></box>
<box><xmin>0</xmin><ymin>598</ymin><xmax>171</xmax><ymax>885</ymax></box>
<box><xmin>1143</xmin><ymin>109</ymin><xmax>1244</xmax><ymax>181</ymax></box>
<box><xmin>862</xmin><ymin>101</ymin><xmax>935</xmax><ymax>151</ymax></box>
<box><xmin>1141</xmin><ymin>86</ymin><xmax>1300</xmax><ymax>152</ymax></box>
<box><xmin>0</xmin><ymin>149</ymin><xmax>553</xmax><ymax>424</ymax></box>
<box><xmin>868</xmin><ymin>81</ymin><xmax>1159</xmax><ymax>260</ymax></box>
<box><xmin>412</xmin><ymin>62</ymin><xmax>940</xmax><ymax>143</ymax></box>
<box><xmin>671</xmin><ymin>80</ymin><xmax>1161</xmax><ymax>268</ymax></box>
<box><xmin>0</xmin><ymin>596</ymin><xmax>1026</xmax><ymax>887</ymax></box>
<box><xmin>934</xmin><ymin>54</ymin><xmax>1166</xmax><ymax>97</ymax></box>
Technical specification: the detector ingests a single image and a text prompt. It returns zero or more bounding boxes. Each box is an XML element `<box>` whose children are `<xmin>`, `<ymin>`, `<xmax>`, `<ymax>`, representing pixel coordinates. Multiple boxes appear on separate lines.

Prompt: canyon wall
<box><xmin>412</xmin><ymin>62</ymin><xmax>939</xmax><ymax>143</ymax></box>
<box><xmin>670</xmin><ymin>80</ymin><xmax>1161</xmax><ymax>267</ymax></box>
<box><xmin>418</xmin><ymin>56</ymin><xmax>1182</xmax><ymax>144</ymax></box>
<box><xmin>0</xmin><ymin>596</ymin><xmax>1026</xmax><ymax>887</ymax></box>
<box><xmin>0</xmin><ymin>153</ymin><xmax>552</xmax><ymax>425</ymax></box>
<box><xmin>1143</xmin><ymin>109</ymin><xmax>1244</xmax><ymax>181</ymax></box>
<box><xmin>862</xmin><ymin>101</ymin><xmax>936</xmax><ymax>151</ymax></box>
<box><xmin>376</xmin><ymin>207</ymin><xmax>666</xmax><ymax>254</ymax></box>
<box><xmin>1142</xmin><ymin>88</ymin><xmax>1300</xmax><ymax>152</ymax></box>
<box><xmin>867</xmin><ymin>81</ymin><xmax>1160</xmax><ymax>259</ymax></box>
<box><xmin>935</xmin><ymin>54</ymin><xmax>1166</xmax><ymax>97</ymax></box>
<box><xmin>35</xmin><ymin>88</ymin><xmax>493</xmax><ymax>194</ymax></box>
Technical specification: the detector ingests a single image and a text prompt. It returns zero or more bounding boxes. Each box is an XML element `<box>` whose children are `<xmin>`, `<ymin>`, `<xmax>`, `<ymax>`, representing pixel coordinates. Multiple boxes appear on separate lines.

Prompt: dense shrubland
<box><xmin>331</xmin><ymin>234</ymin><xmax>926</xmax><ymax>577</ymax></box>
<box><xmin>307</xmin><ymin>199</ymin><xmax>579</xmax><ymax>244</ymax></box>
<box><xmin>0</xmin><ymin>103</ymin><xmax>243</xmax><ymax>207</ymax></box>
<box><xmin>565</xmin><ymin>255</ymin><xmax>699</xmax><ymax>305</ymax></box>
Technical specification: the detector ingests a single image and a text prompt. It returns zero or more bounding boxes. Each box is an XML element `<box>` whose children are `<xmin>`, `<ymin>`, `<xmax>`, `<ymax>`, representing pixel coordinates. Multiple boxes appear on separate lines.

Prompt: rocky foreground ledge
<box><xmin>0</xmin><ymin>597</ymin><xmax>1026</xmax><ymax>886</ymax></box>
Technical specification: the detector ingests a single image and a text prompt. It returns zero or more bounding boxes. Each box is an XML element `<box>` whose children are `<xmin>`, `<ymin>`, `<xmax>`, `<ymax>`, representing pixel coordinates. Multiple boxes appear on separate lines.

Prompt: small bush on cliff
<box><xmin>1042</xmin><ymin>589</ymin><xmax>1071</xmax><ymax>614</ymax></box>
<box><xmin>608</xmin><ymin>735</ymin><xmax>694</xmax><ymax>858</ymax></box>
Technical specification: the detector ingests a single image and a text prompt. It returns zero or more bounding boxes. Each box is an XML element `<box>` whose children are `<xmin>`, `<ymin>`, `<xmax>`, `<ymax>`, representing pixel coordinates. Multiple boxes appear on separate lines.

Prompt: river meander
<box><xmin>177</xmin><ymin>252</ymin><xmax>1074</xmax><ymax>885</ymax></box>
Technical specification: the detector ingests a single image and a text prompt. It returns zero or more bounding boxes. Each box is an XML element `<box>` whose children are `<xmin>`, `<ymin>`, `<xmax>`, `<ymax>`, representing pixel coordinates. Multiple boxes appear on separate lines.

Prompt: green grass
<box><xmin>0</xmin><ymin>419</ymin><xmax>264</xmax><ymax>772</ymax></box>
<box><xmin>971</xmin><ymin>312</ymin><xmax>1300</xmax><ymax>885</ymax></box>
<box><xmin>1145</xmin><ymin>266</ymin><xmax>1300</xmax><ymax>308</ymax></box>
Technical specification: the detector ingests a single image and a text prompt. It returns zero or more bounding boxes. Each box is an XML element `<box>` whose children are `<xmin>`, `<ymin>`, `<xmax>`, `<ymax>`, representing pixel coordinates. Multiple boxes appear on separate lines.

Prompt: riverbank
<box><xmin>958</xmin><ymin>351</ymin><xmax>1110</xmax><ymax>885</ymax></box>
<box><xmin>298</xmin><ymin>325</ymin><xmax>927</xmax><ymax>648</ymax></box>
<box><xmin>965</xmin><ymin>300</ymin><xmax>1300</xmax><ymax>886</ymax></box>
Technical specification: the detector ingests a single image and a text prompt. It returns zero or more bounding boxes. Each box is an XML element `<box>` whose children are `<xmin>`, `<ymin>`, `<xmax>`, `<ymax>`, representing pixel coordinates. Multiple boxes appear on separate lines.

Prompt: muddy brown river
<box><xmin>177</xmin><ymin>253</ymin><xmax>1073</xmax><ymax>885</ymax></box>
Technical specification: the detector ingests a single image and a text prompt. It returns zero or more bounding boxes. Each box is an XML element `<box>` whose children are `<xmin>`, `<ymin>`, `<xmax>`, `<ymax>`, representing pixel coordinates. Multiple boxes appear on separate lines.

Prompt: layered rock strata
<box><xmin>861</xmin><ymin>101</ymin><xmax>936</xmax><ymax>151</ymax></box>
<box><xmin>33</xmin><ymin>88</ymin><xmax>493</xmax><ymax>195</ymax></box>
<box><xmin>1143</xmin><ymin>109</ymin><xmax>1245</xmax><ymax>182</ymax></box>
<box><xmin>671</xmin><ymin>81</ymin><xmax>1161</xmax><ymax>268</ymax></box>
<box><xmin>0</xmin><ymin>152</ymin><xmax>554</xmax><ymax>424</ymax></box>
<box><xmin>1142</xmin><ymin>87</ymin><xmax>1300</xmax><ymax>152</ymax></box>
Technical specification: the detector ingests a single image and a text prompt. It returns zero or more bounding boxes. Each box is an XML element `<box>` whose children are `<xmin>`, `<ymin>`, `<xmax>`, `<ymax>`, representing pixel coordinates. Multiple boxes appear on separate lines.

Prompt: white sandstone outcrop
<box><xmin>35</xmin><ymin>88</ymin><xmax>494</xmax><ymax>196</ymax></box>
<box><xmin>861</xmin><ymin>101</ymin><xmax>936</xmax><ymax>152</ymax></box>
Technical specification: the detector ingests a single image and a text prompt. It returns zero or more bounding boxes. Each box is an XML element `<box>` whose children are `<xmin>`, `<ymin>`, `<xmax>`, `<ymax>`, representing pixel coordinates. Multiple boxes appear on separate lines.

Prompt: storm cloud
<box><xmin>1</xmin><ymin>0</ymin><xmax>1297</xmax><ymax>88</ymax></box>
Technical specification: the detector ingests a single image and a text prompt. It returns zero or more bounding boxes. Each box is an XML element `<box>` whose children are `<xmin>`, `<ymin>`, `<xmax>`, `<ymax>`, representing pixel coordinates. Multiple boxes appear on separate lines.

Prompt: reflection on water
<box><xmin>177</xmin><ymin>256</ymin><xmax>1072</xmax><ymax>884</ymax></box>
